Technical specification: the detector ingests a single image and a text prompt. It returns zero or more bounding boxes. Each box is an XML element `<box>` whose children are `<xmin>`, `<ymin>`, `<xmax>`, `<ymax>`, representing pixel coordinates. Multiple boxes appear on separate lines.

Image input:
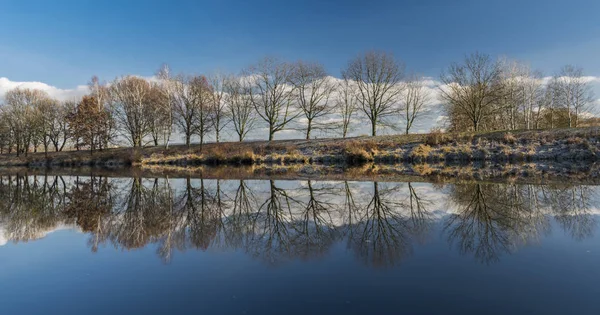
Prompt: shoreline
<box><xmin>0</xmin><ymin>127</ymin><xmax>599</xmax><ymax>169</ymax></box>
<box><xmin>2</xmin><ymin>161</ymin><xmax>600</xmax><ymax>185</ymax></box>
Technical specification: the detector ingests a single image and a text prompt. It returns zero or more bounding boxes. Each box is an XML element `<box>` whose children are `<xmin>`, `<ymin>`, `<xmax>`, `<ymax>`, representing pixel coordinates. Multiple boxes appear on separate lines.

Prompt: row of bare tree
<box><xmin>440</xmin><ymin>53</ymin><xmax>596</xmax><ymax>132</ymax></box>
<box><xmin>0</xmin><ymin>51</ymin><xmax>595</xmax><ymax>154</ymax></box>
<box><xmin>0</xmin><ymin>52</ymin><xmax>431</xmax><ymax>154</ymax></box>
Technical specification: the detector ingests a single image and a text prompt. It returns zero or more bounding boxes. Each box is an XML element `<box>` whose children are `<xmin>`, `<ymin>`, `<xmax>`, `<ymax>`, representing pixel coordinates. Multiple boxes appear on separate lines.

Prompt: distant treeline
<box><xmin>0</xmin><ymin>51</ymin><xmax>596</xmax><ymax>156</ymax></box>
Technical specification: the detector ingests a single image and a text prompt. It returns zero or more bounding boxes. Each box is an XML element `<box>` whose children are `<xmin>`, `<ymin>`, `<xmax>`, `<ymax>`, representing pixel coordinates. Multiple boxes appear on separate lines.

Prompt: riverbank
<box><xmin>3</xmin><ymin>161</ymin><xmax>600</xmax><ymax>185</ymax></box>
<box><xmin>1</xmin><ymin>127</ymin><xmax>599</xmax><ymax>168</ymax></box>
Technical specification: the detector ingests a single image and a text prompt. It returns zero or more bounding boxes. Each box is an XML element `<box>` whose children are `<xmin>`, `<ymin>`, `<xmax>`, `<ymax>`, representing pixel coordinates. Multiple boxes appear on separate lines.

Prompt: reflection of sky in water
<box><xmin>0</xmin><ymin>176</ymin><xmax>599</xmax><ymax>314</ymax></box>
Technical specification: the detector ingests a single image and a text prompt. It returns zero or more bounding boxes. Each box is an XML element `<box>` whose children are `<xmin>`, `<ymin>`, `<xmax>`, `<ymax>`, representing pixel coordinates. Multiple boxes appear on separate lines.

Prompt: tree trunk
<box><xmin>371</xmin><ymin>121</ymin><xmax>377</xmax><ymax>137</ymax></box>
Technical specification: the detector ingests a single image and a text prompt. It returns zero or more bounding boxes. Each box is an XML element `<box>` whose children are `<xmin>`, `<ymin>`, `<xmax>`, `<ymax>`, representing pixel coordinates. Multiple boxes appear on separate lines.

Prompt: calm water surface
<box><xmin>0</xmin><ymin>174</ymin><xmax>599</xmax><ymax>314</ymax></box>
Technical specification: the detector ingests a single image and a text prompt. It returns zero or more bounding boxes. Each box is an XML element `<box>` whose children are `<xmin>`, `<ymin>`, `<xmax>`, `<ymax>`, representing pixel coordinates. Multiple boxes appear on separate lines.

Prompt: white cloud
<box><xmin>0</xmin><ymin>77</ymin><xmax>88</xmax><ymax>102</ymax></box>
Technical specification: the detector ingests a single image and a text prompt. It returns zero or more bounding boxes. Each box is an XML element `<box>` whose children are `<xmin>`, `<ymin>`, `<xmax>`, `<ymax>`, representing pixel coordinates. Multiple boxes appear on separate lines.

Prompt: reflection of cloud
<box><xmin>0</xmin><ymin>225</ymin><xmax>78</xmax><ymax>246</ymax></box>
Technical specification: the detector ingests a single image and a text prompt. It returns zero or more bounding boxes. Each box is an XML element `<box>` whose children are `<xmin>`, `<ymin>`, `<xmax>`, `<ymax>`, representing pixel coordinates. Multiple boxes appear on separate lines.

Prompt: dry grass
<box><xmin>503</xmin><ymin>132</ymin><xmax>517</xmax><ymax>144</ymax></box>
<box><xmin>412</xmin><ymin>163</ymin><xmax>435</xmax><ymax>176</ymax></box>
<box><xmin>1</xmin><ymin>127</ymin><xmax>600</xmax><ymax>168</ymax></box>
<box><xmin>343</xmin><ymin>142</ymin><xmax>373</xmax><ymax>164</ymax></box>
<box><xmin>410</xmin><ymin>144</ymin><xmax>433</xmax><ymax>160</ymax></box>
<box><xmin>424</xmin><ymin>128</ymin><xmax>450</xmax><ymax>146</ymax></box>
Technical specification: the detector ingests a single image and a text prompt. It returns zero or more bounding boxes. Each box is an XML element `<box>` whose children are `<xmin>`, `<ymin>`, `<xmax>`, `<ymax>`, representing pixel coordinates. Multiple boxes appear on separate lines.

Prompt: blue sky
<box><xmin>1</xmin><ymin>0</ymin><xmax>600</xmax><ymax>88</ymax></box>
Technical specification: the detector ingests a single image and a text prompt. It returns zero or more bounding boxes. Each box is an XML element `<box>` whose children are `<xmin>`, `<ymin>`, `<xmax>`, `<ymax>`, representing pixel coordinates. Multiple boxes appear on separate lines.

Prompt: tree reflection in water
<box><xmin>0</xmin><ymin>175</ymin><xmax>596</xmax><ymax>267</ymax></box>
<box><xmin>345</xmin><ymin>182</ymin><xmax>431</xmax><ymax>267</ymax></box>
<box><xmin>445</xmin><ymin>183</ymin><xmax>596</xmax><ymax>264</ymax></box>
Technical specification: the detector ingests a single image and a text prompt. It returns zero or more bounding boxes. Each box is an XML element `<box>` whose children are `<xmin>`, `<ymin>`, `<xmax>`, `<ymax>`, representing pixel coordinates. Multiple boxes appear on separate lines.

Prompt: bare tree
<box><xmin>342</xmin><ymin>51</ymin><xmax>404</xmax><ymax>136</ymax></box>
<box><xmin>536</xmin><ymin>77</ymin><xmax>562</xmax><ymax>129</ymax></box>
<box><xmin>522</xmin><ymin>70</ymin><xmax>544</xmax><ymax>130</ymax></box>
<box><xmin>245</xmin><ymin>57</ymin><xmax>298</xmax><ymax>141</ymax></box>
<box><xmin>190</xmin><ymin>75</ymin><xmax>214</xmax><ymax>146</ymax></box>
<box><xmin>171</xmin><ymin>75</ymin><xmax>214</xmax><ymax>146</ymax></box>
<box><xmin>110</xmin><ymin>76</ymin><xmax>153</xmax><ymax>147</ymax></box>
<box><xmin>498</xmin><ymin>57</ymin><xmax>527</xmax><ymax>130</ymax></box>
<box><xmin>496</xmin><ymin>58</ymin><xmax>544</xmax><ymax>131</ymax></box>
<box><xmin>439</xmin><ymin>52</ymin><xmax>505</xmax><ymax>131</ymax></box>
<box><xmin>225</xmin><ymin>75</ymin><xmax>256</xmax><ymax>141</ymax></box>
<box><xmin>172</xmin><ymin>75</ymin><xmax>201</xmax><ymax>146</ymax></box>
<box><xmin>156</xmin><ymin>64</ymin><xmax>175</xmax><ymax>148</ymax></box>
<box><xmin>288</xmin><ymin>61</ymin><xmax>336</xmax><ymax>139</ymax></box>
<box><xmin>0</xmin><ymin>109</ymin><xmax>13</xmax><ymax>154</ymax></box>
<box><xmin>37</xmin><ymin>97</ymin><xmax>60</xmax><ymax>157</ymax></box>
<box><xmin>88</xmin><ymin>76</ymin><xmax>115</xmax><ymax>149</ymax></box>
<box><xmin>48</xmin><ymin>101</ymin><xmax>72</xmax><ymax>152</ymax></box>
<box><xmin>208</xmin><ymin>72</ymin><xmax>230</xmax><ymax>143</ymax></box>
<box><xmin>335</xmin><ymin>77</ymin><xmax>358</xmax><ymax>138</ymax></box>
<box><xmin>146</xmin><ymin>82</ymin><xmax>170</xmax><ymax>146</ymax></box>
<box><xmin>3</xmin><ymin>88</ymin><xmax>50</xmax><ymax>156</ymax></box>
<box><xmin>555</xmin><ymin>65</ymin><xmax>595</xmax><ymax>127</ymax></box>
<box><xmin>400</xmin><ymin>74</ymin><xmax>430</xmax><ymax>134</ymax></box>
<box><xmin>67</xmin><ymin>95</ymin><xmax>113</xmax><ymax>154</ymax></box>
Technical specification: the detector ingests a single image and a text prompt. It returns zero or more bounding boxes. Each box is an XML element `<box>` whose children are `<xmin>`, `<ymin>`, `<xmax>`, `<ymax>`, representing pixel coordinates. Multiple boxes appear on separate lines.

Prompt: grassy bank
<box><xmin>1</xmin><ymin>127</ymin><xmax>600</xmax><ymax>168</ymax></box>
<box><xmin>3</xmin><ymin>161</ymin><xmax>600</xmax><ymax>185</ymax></box>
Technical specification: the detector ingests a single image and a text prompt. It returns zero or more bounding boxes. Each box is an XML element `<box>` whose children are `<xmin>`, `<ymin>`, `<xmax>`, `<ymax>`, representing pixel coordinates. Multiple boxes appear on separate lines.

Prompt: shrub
<box><xmin>502</xmin><ymin>132</ymin><xmax>517</xmax><ymax>145</ymax></box>
<box><xmin>343</xmin><ymin>145</ymin><xmax>372</xmax><ymax>164</ymax></box>
<box><xmin>566</xmin><ymin>137</ymin><xmax>584</xmax><ymax>145</ymax></box>
<box><xmin>204</xmin><ymin>150</ymin><xmax>226</xmax><ymax>164</ymax></box>
<box><xmin>452</xmin><ymin>132</ymin><xmax>474</xmax><ymax>144</ymax></box>
<box><xmin>228</xmin><ymin>150</ymin><xmax>255</xmax><ymax>165</ymax></box>
<box><xmin>425</xmin><ymin>128</ymin><xmax>450</xmax><ymax>146</ymax></box>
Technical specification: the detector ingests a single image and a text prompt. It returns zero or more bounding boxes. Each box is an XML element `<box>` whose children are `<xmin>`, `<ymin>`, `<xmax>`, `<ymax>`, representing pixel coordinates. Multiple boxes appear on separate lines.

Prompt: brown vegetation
<box><xmin>1</xmin><ymin>127</ymin><xmax>599</xmax><ymax>168</ymax></box>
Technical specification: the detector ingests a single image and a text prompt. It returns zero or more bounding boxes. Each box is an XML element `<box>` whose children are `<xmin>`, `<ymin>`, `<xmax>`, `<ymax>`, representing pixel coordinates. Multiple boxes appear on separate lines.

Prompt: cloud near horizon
<box><xmin>0</xmin><ymin>77</ymin><xmax>89</xmax><ymax>102</ymax></box>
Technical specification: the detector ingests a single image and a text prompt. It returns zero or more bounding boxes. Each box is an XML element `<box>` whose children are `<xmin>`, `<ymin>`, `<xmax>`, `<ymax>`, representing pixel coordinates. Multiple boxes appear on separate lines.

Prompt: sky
<box><xmin>1</xmin><ymin>0</ymin><xmax>600</xmax><ymax>88</ymax></box>
<box><xmin>1</xmin><ymin>0</ymin><xmax>600</xmax><ymax>138</ymax></box>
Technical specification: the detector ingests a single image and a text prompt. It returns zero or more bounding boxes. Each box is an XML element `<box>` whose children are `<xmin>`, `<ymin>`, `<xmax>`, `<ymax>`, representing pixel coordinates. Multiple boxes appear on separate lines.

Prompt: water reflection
<box><xmin>444</xmin><ymin>183</ymin><xmax>596</xmax><ymax>263</ymax></box>
<box><xmin>0</xmin><ymin>175</ymin><xmax>597</xmax><ymax>266</ymax></box>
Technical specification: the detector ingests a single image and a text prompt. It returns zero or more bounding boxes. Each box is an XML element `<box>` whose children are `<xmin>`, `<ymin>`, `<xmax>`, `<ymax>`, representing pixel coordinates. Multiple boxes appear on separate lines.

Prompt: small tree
<box><xmin>110</xmin><ymin>76</ymin><xmax>153</xmax><ymax>147</ymax></box>
<box><xmin>3</xmin><ymin>88</ymin><xmax>50</xmax><ymax>156</ymax></box>
<box><xmin>68</xmin><ymin>95</ymin><xmax>113</xmax><ymax>155</ymax></box>
<box><xmin>225</xmin><ymin>75</ymin><xmax>256</xmax><ymax>141</ymax></box>
<box><xmin>335</xmin><ymin>77</ymin><xmax>358</xmax><ymax>138</ymax></box>
<box><xmin>156</xmin><ymin>64</ymin><xmax>175</xmax><ymax>148</ymax></box>
<box><xmin>37</xmin><ymin>97</ymin><xmax>60</xmax><ymax>157</ymax></box>
<box><xmin>288</xmin><ymin>61</ymin><xmax>335</xmax><ymax>139</ymax></box>
<box><xmin>342</xmin><ymin>51</ymin><xmax>404</xmax><ymax>136</ymax></box>
<box><xmin>146</xmin><ymin>82</ymin><xmax>170</xmax><ymax>146</ymax></box>
<box><xmin>555</xmin><ymin>65</ymin><xmax>594</xmax><ymax>128</ymax></box>
<box><xmin>190</xmin><ymin>76</ymin><xmax>214</xmax><ymax>146</ymax></box>
<box><xmin>208</xmin><ymin>72</ymin><xmax>230</xmax><ymax>143</ymax></box>
<box><xmin>400</xmin><ymin>75</ymin><xmax>430</xmax><ymax>134</ymax></box>
<box><xmin>245</xmin><ymin>57</ymin><xmax>298</xmax><ymax>141</ymax></box>
<box><xmin>439</xmin><ymin>52</ymin><xmax>505</xmax><ymax>132</ymax></box>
